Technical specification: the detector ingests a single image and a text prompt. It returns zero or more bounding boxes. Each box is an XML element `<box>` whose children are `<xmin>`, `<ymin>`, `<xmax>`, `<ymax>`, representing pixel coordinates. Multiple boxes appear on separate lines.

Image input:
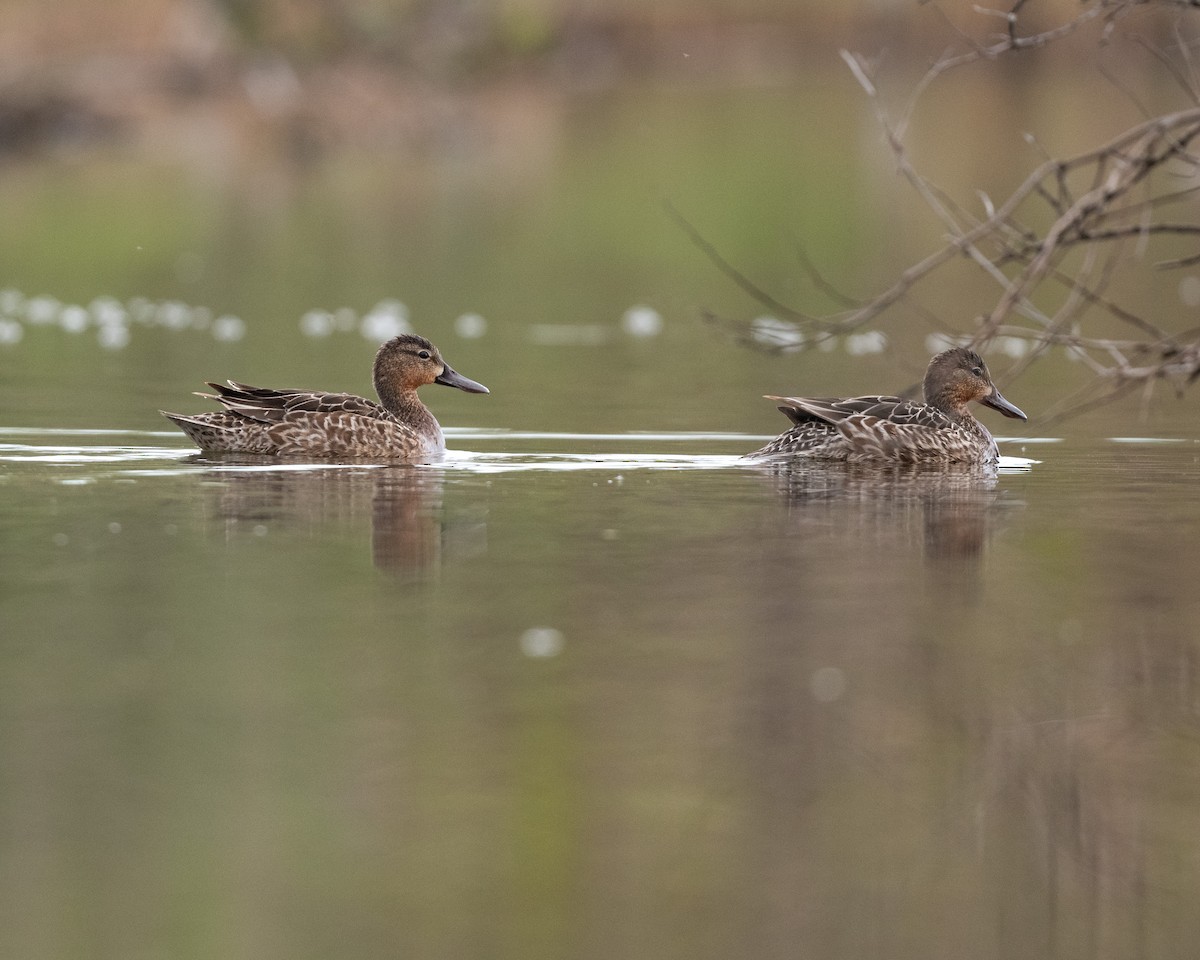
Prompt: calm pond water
<box><xmin>3</xmin><ymin>424</ymin><xmax>1200</xmax><ymax>959</ymax></box>
<box><xmin>3</xmin><ymin>74</ymin><xmax>1200</xmax><ymax>958</ymax></box>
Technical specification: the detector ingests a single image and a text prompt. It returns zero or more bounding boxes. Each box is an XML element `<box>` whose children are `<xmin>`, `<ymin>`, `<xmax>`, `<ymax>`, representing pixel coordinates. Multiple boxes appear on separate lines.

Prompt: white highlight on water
<box><xmin>845</xmin><ymin>330</ymin><xmax>887</xmax><ymax>355</ymax></box>
<box><xmin>25</xmin><ymin>296</ymin><xmax>61</xmax><ymax>325</ymax></box>
<box><xmin>97</xmin><ymin>324</ymin><xmax>131</xmax><ymax>350</ymax></box>
<box><xmin>520</xmin><ymin>627</ymin><xmax>564</xmax><ymax>658</ymax></box>
<box><xmin>360</xmin><ymin>300</ymin><xmax>411</xmax><ymax>342</ymax></box>
<box><xmin>750</xmin><ymin>316</ymin><xmax>804</xmax><ymax>350</ymax></box>
<box><xmin>212</xmin><ymin>315</ymin><xmax>247</xmax><ymax>342</ymax></box>
<box><xmin>455</xmin><ymin>312</ymin><xmax>488</xmax><ymax>339</ymax></box>
<box><xmin>0</xmin><ymin>318</ymin><xmax>23</xmax><ymax>345</ymax></box>
<box><xmin>59</xmin><ymin>305</ymin><xmax>89</xmax><ymax>333</ymax></box>
<box><xmin>300</xmin><ymin>310</ymin><xmax>335</xmax><ymax>337</ymax></box>
<box><xmin>621</xmin><ymin>305</ymin><xmax>664</xmax><ymax>338</ymax></box>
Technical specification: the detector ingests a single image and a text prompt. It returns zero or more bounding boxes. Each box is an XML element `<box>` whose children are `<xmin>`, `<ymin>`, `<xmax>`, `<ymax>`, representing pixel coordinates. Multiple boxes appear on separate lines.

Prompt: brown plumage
<box><xmin>748</xmin><ymin>347</ymin><xmax>1027</xmax><ymax>464</ymax></box>
<box><xmin>161</xmin><ymin>334</ymin><xmax>488</xmax><ymax>460</ymax></box>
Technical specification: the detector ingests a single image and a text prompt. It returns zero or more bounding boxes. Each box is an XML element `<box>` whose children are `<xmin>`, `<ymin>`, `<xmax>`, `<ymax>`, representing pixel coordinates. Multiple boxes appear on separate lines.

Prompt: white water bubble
<box><xmin>0</xmin><ymin>289</ymin><xmax>23</xmax><ymax>314</ymax></box>
<box><xmin>52</xmin><ymin>533</ymin><xmax>69</xmax><ymax>547</ymax></box>
<box><xmin>997</xmin><ymin>335</ymin><xmax>1029</xmax><ymax>358</ymax></box>
<box><xmin>156</xmin><ymin>301</ymin><xmax>192</xmax><ymax>330</ymax></box>
<box><xmin>24</xmin><ymin>295</ymin><xmax>61</xmax><ymax>325</ymax></box>
<box><xmin>59</xmin><ymin>305</ymin><xmax>89</xmax><ymax>333</ymax></box>
<box><xmin>360</xmin><ymin>300</ymin><xmax>411</xmax><ymax>341</ymax></box>
<box><xmin>750</xmin><ymin>316</ymin><xmax>804</xmax><ymax>350</ymax></box>
<box><xmin>97</xmin><ymin>324</ymin><xmax>131</xmax><ymax>350</ymax></box>
<box><xmin>334</xmin><ymin>307</ymin><xmax>358</xmax><ymax>331</ymax></box>
<box><xmin>89</xmin><ymin>296</ymin><xmax>128</xmax><ymax>327</ymax></box>
<box><xmin>520</xmin><ymin>627</ymin><xmax>564</xmax><ymax>658</ymax></box>
<box><xmin>93</xmin><ymin>296</ymin><xmax>131</xmax><ymax>349</ymax></box>
<box><xmin>300</xmin><ymin>309</ymin><xmax>335</xmax><ymax>337</ymax></box>
<box><xmin>0</xmin><ymin>318</ymin><xmax>23</xmax><ymax>345</ymax></box>
<box><xmin>621</xmin><ymin>304</ymin><xmax>664</xmax><ymax>338</ymax></box>
<box><xmin>361</xmin><ymin>312</ymin><xmax>409</xmax><ymax>341</ymax></box>
<box><xmin>845</xmin><ymin>330</ymin><xmax>888</xmax><ymax>355</ymax></box>
<box><xmin>925</xmin><ymin>332</ymin><xmax>961</xmax><ymax>354</ymax></box>
<box><xmin>107</xmin><ymin>522</ymin><xmax>122</xmax><ymax>534</ymax></box>
<box><xmin>374</xmin><ymin>298</ymin><xmax>408</xmax><ymax>317</ymax></box>
<box><xmin>212</xmin><ymin>315</ymin><xmax>246</xmax><ymax>341</ymax></box>
<box><xmin>455</xmin><ymin>312</ymin><xmax>488</xmax><ymax>339</ymax></box>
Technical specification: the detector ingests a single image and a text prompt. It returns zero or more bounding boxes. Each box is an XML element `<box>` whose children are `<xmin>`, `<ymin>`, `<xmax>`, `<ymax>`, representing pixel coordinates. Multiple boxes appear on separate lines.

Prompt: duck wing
<box><xmin>767</xmin><ymin>394</ymin><xmax>952</xmax><ymax>429</ymax></box>
<box><xmin>202</xmin><ymin>381</ymin><xmax>387</xmax><ymax>424</ymax></box>
<box><xmin>764</xmin><ymin>394</ymin><xmax>977</xmax><ymax>461</ymax></box>
<box><xmin>265</xmin><ymin>410</ymin><xmax>434</xmax><ymax>459</ymax></box>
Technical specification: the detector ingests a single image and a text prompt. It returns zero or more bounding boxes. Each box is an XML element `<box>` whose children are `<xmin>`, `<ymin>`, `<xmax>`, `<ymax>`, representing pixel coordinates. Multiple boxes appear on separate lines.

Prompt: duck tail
<box><xmin>161</xmin><ymin>411</ymin><xmax>257</xmax><ymax>452</ymax></box>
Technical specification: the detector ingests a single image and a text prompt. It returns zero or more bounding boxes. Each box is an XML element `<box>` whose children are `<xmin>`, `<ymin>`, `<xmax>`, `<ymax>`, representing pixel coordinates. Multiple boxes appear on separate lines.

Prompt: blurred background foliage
<box><xmin>1</xmin><ymin>0</ymin><xmax>1198</xmax><ymax>436</ymax></box>
<box><xmin>0</xmin><ymin>0</ymin><xmax>1106</xmax><ymax>165</ymax></box>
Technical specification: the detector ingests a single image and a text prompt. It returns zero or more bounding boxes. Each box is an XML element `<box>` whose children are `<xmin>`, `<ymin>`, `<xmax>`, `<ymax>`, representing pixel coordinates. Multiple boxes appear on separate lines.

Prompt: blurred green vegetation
<box><xmin>1</xmin><ymin>0</ymin><xmax>1197</xmax><ymax>438</ymax></box>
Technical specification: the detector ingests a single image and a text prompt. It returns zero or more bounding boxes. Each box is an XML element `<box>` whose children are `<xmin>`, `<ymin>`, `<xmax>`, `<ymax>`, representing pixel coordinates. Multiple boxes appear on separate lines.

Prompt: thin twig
<box><xmin>663</xmin><ymin>201</ymin><xmax>818</xmax><ymax>325</ymax></box>
<box><xmin>693</xmin><ymin>2</ymin><xmax>1200</xmax><ymax>414</ymax></box>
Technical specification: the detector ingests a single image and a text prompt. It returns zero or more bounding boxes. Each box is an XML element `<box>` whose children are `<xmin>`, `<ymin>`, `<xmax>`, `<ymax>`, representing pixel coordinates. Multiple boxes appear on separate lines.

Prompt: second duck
<box><xmin>748</xmin><ymin>346</ymin><xmax>1027</xmax><ymax>464</ymax></box>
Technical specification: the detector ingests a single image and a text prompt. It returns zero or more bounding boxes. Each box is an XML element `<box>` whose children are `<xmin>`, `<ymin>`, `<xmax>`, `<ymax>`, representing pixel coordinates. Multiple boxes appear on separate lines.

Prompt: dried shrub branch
<box><xmin>701</xmin><ymin>0</ymin><xmax>1200</xmax><ymax>420</ymax></box>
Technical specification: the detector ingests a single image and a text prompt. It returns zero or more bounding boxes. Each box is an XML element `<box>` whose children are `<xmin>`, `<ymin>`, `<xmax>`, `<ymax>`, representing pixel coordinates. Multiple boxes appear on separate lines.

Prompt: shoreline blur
<box><xmin>0</xmin><ymin>0</ymin><xmax>1141</xmax><ymax>168</ymax></box>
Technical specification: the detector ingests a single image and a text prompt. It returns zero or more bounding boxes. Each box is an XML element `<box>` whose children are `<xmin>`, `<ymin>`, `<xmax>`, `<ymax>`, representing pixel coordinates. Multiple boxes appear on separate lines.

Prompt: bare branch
<box><xmin>690</xmin><ymin>1</ymin><xmax>1200</xmax><ymax>414</ymax></box>
<box><xmin>663</xmin><ymin>201</ymin><xmax>819</xmax><ymax>326</ymax></box>
<box><xmin>790</xmin><ymin>239</ymin><xmax>864</xmax><ymax>309</ymax></box>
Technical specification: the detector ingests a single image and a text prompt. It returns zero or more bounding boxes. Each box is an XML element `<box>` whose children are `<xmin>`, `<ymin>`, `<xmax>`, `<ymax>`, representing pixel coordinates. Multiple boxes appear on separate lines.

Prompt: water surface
<box><xmin>3</xmin><ymin>68</ymin><xmax>1200</xmax><ymax>960</ymax></box>
<box><xmin>3</xmin><ymin>424</ymin><xmax>1199</xmax><ymax>959</ymax></box>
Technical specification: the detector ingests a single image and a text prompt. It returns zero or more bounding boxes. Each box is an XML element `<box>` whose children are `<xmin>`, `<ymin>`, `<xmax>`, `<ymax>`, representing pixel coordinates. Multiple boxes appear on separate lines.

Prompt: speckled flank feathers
<box><xmin>161</xmin><ymin>334</ymin><xmax>488</xmax><ymax>461</ymax></box>
<box><xmin>748</xmin><ymin>347</ymin><xmax>1027</xmax><ymax>464</ymax></box>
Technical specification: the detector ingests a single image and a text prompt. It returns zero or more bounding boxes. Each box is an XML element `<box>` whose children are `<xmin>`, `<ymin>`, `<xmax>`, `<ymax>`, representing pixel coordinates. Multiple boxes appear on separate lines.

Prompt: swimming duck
<box><xmin>161</xmin><ymin>333</ymin><xmax>488</xmax><ymax>460</ymax></box>
<box><xmin>748</xmin><ymin>346</ymin><xmax>1027</xmax><ymax>463</ymax></box>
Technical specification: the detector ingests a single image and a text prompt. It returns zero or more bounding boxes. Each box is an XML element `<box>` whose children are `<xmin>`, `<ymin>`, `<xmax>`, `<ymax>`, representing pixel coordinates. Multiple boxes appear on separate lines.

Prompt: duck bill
<box><xmin>982</xmin><ymin>388</ymin><xmax>1027</xmax><ymax>421</ymax></box>
<box><xmin>435</xmin><ymin>364</ymin><xmax>489</xmax><ymax>394</ymax></box>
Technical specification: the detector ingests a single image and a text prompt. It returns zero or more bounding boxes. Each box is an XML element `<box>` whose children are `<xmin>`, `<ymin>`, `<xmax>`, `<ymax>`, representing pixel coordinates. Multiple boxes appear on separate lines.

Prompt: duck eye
<box><xmin>418</xmin><ymin>350</ymin><xmax>432</xmax><ymax>360</ymax></box>
<box><xmin>971</xmin><ymin>366</ymin><xmax>983</xmax><ymax>378</ymax></box>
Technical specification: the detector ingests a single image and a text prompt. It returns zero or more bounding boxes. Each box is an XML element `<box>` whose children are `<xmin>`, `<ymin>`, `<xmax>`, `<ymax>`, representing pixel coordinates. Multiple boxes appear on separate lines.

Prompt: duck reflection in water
<box><xmin>197</xmin><ymin>463</ymin><xmax>484</xmax><ymax>578</ymax></box>
<box><xmin>758</xmin><ymin>460</ymin><xmax>1021</xmax><ymax>572</ymax></box>
<box><xmin>748</xmin><ymin>346</ymin><xmax>1029</xmax><ymax>572</ymax></box>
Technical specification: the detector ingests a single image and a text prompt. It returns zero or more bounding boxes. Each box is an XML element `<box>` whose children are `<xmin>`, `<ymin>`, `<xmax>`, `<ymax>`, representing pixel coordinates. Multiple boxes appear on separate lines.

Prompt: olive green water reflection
<box><xmin>2</xmin><ymin>433</ymin><xmax>1200</xmax><ymax>959</ymax></box>
<box><xmin>4</xmin><ymin>67</ymin><xmax>1200</xmax><ymax>959</ymax></box>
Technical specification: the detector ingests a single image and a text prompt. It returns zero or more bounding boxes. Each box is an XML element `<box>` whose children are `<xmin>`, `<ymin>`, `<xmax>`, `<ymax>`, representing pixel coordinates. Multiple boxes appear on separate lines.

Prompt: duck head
<box><xmin>374</xmin><ymin>334</ymin><xmax>489</xmax><ymax>399</ymax></box>
<box><xmin>924</xmin><ymin>347</ymin><xmax>1027</xmax><ymax>421</ymax></box>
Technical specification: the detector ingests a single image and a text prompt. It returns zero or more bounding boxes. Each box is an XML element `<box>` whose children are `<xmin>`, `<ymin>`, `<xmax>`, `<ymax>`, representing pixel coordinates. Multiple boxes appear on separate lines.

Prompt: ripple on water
<box><xmin>0</xmin><ymin>428</ymin><xmax>1044</xmax><ymax>479</ymax></box>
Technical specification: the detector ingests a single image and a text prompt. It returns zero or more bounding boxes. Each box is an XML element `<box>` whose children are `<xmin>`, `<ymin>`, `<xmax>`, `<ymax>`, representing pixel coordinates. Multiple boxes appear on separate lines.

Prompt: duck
<box><xmin>748</xmin><ymin>346</ymin><xmax>1027</xmax><ymax>464</ymax></box>
<box><xmin>161</xmin><ymin>333</ymin><xmax>488</xmax><ymax>460</ymax></box>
